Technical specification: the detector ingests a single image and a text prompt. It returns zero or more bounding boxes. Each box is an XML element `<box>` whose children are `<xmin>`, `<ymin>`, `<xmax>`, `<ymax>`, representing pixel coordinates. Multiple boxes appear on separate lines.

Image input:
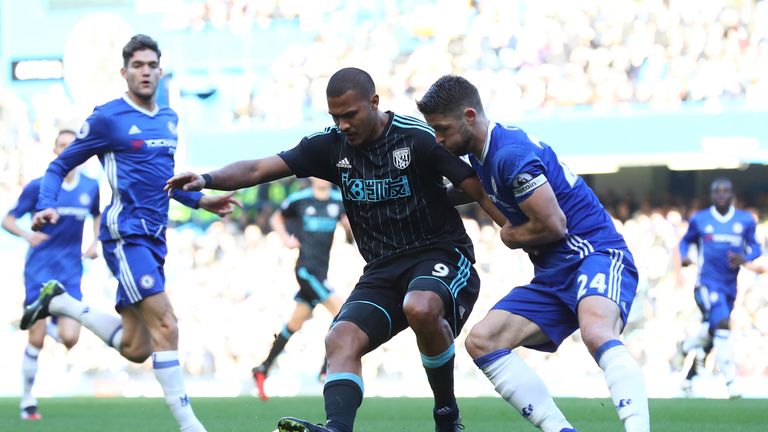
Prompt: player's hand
<box><xmin>198</xmin><ymin>192</ymin><xmax>243</xmax><ymax>217</ymax></box>
<box><xmin>83</xmin><ymin>241</ymin><xmax>99</xmax><ymax>259</ymax></box>
<box><xmin>282</xmin><ymin>235</ymin><xmax>301</xmax><ymax>249</ymax></box>
<box><xmin>727</xmin><ymin>251</ymin><xmax>746</xmax><ymax>269</ymax></box>
<box><xmin>24</xmin><ymin>231</ymin><xmax>50</xmax><ymax>247</ymax></box>
<box><xmin>31</xmin><ymin>208</ymin><xmax>59</xmax><ymax>231</ymax></box>
<box><xmin>165</xmin><ymin>171</ymin><xmax>206</xmax><ymax>194</ymax></box>
<box><xmin>500</xmin><ymin>221</ymin><xmax>523</xmax><ymax>249</ymax></box>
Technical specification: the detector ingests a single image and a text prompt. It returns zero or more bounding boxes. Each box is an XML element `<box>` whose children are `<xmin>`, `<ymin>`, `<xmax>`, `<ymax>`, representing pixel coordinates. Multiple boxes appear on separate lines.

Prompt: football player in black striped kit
<box><xmin>166</xmin><ymin>67</ymin><xmax>504</xmax><ymax>432</ymax></box>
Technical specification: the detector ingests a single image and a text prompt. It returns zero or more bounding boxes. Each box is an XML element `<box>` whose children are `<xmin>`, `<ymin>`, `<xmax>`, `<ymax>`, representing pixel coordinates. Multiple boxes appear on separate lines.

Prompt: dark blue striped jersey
<box><xmin>9</xmin><ymin>173</ymin><xmax>100</xmax><ymax>284</ymax></box>
<box><xmin>37</xmin><ymin>95</ymin><xmax>203</xmax><ymax>242</ymax></box>
<box><xmin>279</xmin><ymin>112</ymin><xmax>476</xmax><ymax>264</ymax></box>
<box><xmin>679</xmin><ymin>206</ymin><xmax>761</xmax><ymax>293</ymax></box>
<box><xmin>469</xmin><ymin>123</ymin><xmax>630</xmax><ymax>277</ymax></box>
<box><xmin>280</xmin><ymin>187</ymin><xmax>345</xmax><ymax>275</ymax></box>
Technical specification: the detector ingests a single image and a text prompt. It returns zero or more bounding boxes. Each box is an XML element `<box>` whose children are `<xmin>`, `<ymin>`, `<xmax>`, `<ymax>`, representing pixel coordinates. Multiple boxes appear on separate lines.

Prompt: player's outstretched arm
<box><xmin>166</xmin><ymin>155</ymin><xmax>294</xmax><ymax>192</ymax></box>
<box><xmin>455</xmin><ymin>175</ymin><xmax>507</xmax><ymax>227</ymax></box>
<box><xmin>500</xmin><ymin>182</ymin><xmax>566</xmax><ymax>249</ymax></box>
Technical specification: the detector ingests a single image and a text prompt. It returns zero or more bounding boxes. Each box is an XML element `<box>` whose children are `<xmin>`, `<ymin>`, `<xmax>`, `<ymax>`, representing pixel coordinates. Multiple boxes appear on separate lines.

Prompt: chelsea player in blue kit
<box><xmin>677</xmin><ymin>178</ymin><xmax>761</xmax><ymax>398</ymax></box>
<box><xmin>23</xmin><ymin>35</ymin><xmax>239</xmax><ymax>432</ymax></box>
<box><xmin>418</xmin><ymin>75</ymin><xmax>649</xmax><ymax>432</ymax></box>
<box><xmin>3</xmin><ymin>129</ymin><xmax>100</xmax><ymax>420</ymax></box>
<box><xmin>167</xmin><ymin>67</ymin><xmax>504</xmax><ymax>432</ymax></box>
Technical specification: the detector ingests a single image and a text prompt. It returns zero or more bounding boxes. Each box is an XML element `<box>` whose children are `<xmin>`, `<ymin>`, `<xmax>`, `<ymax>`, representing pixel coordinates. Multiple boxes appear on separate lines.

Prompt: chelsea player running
<box><xmin>3</xmin><ymin>129</ymin><xmax>100</xmax><ymax>420</ymax></box>
<box><xmin>417</xmin><ymin>75</ymin><xmax>649</xmax><ymax>432</ymax></box>
<box><xmin>167</xmin><ymin>67</ymin><xmax>504</xmax><ymax>432</ymax></box>
<box><xmin>677</xmin><ymin>177</ymin><xmax>761</xmax><ymax>397</ymax></box>
<box><xmin>23</xmin><ymin>34</ymin><xmax>239</xmax><ymax>432</ymax></box>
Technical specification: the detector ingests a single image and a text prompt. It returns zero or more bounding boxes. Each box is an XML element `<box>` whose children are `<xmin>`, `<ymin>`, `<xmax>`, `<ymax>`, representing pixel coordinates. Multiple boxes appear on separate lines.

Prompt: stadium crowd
<box><xmin>2</xmin><ymin>0</ymin><xmax>768</xmax><ymax>399</ymax></box>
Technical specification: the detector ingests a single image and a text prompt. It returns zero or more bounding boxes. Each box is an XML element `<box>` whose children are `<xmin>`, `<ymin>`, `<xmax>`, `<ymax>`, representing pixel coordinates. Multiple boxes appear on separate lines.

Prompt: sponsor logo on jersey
<box><xmin>392</xmin><ymin>148</ymin><xmax>411</xmax><ymax>169</ymax></box>
<box><xmin>76</xmin><ymin>121</ymin><xmax>90</xmax><ymax>139</ymax></box>
<box><xmin>341</xmin><ymin>172</ymin><xmax>411</xmax><ymax>202</ymax></box>
<box><xmin>336</xmin><ymin>157</ymin><xmax>352</xmax><ymax>168</ymax></box>
<box><xmin>56</xmin><ymin>206</ymin><xmax>90</xmax><ymax>219</ymax></box>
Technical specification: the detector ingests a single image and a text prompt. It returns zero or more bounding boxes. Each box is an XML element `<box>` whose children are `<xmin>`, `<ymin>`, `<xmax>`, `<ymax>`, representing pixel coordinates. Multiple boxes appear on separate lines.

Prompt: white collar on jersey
<box><xmin>122</xmin><ymin>93</ymin><xmax>160</xmax><ymax>117</ymax></box>
<box><xmin>61</xmin><ymin>169</ymin><xmax>81</xmax><ymax>191</ymax></box>
<box><xmin>478</xmin><ymin>121</ymin><xmax>495</xmax><ymax>164</ymax></box>
<box><xmin>709</xmin><ymin>205</ymin><xmax>735</xmax><ymax>223</ymax></box>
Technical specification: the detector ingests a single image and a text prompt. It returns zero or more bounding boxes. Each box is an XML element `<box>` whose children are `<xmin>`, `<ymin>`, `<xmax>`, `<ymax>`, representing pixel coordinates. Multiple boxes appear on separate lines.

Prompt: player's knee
<box><xmin>325</xmin><ymin>323</ymin><xmax>366</xmax><ymax>360</ymax></box>
<box><xmin>121</xmin><ymin>343</ymin><xmax>151</xmax><ymax>363</ymax></box>
<box><xmin>403</xmin><ymin>291</ymin><xmax>443</xmax><ymax>331</ymax></box>
<box><xmin>61</xmin><ymin>334</ymin><xmax>79</xmax><ymax>349</ymax></box>
<box><xmin>465</xmin><ymin>324</ymin><xmax>494</xmax><ymax>359</ymax></box>
<box><xmin>580</xmin><ymin>325</ymin><xmax>615</xmax><ymax>353</ymax></box>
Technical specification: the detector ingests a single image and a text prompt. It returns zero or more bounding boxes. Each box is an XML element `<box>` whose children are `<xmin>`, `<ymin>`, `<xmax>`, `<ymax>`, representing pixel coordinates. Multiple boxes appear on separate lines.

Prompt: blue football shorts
<box><xmin>102</xmin><ymin>236</ymin><xmax>167</xmax><ymax>310</ymax></box>
<box><xmin>493</xmin><ymin>248</ymin><xmax>638</xmax><ymax>352</ymax></box>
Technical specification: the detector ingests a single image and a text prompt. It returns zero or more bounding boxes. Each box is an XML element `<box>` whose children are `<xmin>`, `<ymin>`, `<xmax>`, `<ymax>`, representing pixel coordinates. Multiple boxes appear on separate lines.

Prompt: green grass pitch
<box><xmin>0</xmin><ymin>397</ymin><xmax>764</xmax><ymax>431</ymax></box>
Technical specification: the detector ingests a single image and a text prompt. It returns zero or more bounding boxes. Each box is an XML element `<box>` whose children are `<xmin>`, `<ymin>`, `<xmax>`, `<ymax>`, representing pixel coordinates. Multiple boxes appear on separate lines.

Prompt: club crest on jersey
<box><xmin>327</xmin><ymin>203</ymin><xmax>340</xmax><ymax>217</ymax></box>
<box><xmin>167</xmin><ymin>121</ymin><xmax>177</xmax><ymax>136</ymax></box>
<box><xmin>140</xmin><ymin>275</ymin><xmax>155</xmax><ymax>289</ymax></box>
<box><xmin>732</xmin><ymin>222</ymin><xmax>743</xmax><ymax>234</ymax></box>
<box><xmin>79</xmin><ymin>193</ymin><xmax>91</xmax><ymax>206</ymax></box>
<box><xmin>77</xmin><ymin>121</ymin><xmax>90</xmax><ymax>139</ymax></box>
<box><xmin>392</xmin><ymin>148</ymin><xmax>411</xmax><ymax>169</ymax></box>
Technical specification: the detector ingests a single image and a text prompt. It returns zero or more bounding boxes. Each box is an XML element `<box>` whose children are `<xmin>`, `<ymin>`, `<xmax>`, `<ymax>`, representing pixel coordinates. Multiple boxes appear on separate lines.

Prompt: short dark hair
<box><xmin>122</xmin><ymin>34</ymin><xmax>161</xmax><ymax>67</ymax></box>
<box><xmin>56</xmin><ymin>129</ymin><xmax>76</xmax><ymax>142</ymax></box>
<box><xmin>711</xmin><ymin>177</ymin><xmax>733</xmax><ymax>191</ymax></box>
<box><xmin>326</xmin><ymin>68</ymin><xmax>376</xmax><ymax>99</ymax></box>
<box><xmin>416</xmin><ymin>75</ymin><xmax>484</xmax><ymax>117</ymax></box>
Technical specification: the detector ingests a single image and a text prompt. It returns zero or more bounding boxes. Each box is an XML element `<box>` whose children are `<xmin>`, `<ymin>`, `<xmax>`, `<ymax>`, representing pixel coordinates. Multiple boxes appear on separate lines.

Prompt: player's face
<box><xmin>423</xmin><ymin>112</ymin><xmax>473</xmax><ymax>156</ymax></box>
<box><xmin>711</xmin><ymin>182</ymin><xmax>734</xmax><ymax>208</ymax></box>
<box><xmin>121</xmin><ymin>49</ymin><xmax>162</xmax><ymax>102</ymax></box>
<box><xmin>327</xmin><ymin>90</ymin><xmax>378</xmax><ymax>146</ymax></box>
<box><xmin>53</xmin><ymin>132</ymin><xmax>75</xmax><ymax>156</ymax></box>
<box><xmin>311</xmin><ymin>178</ymin><xmax>332</xmax><ymax>198</ymax></box>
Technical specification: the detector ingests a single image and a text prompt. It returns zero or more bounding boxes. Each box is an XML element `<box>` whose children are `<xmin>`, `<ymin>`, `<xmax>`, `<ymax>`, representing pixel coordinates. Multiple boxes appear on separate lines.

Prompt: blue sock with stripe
<box><xmin>422</xmin><ymin>344</ymin><xmax>458</xmax><ymax>419</ymax></box>
<box><xmin>324</xmin><ymin>373</ymin><xmax>363</xmax><ymax>432</ymax></box>
<box><xmin>152</xmin><ymin>351</ymin><xmax>204</xmax><ymax>431</ymax></box>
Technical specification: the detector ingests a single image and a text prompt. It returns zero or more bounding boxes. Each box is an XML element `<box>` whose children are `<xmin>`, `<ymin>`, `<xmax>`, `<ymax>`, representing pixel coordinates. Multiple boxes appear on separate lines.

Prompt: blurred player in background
<box><xmin>417</xmin><ymin>75</ymin><xmax>649</xmax><ymax>432</ymax></box>
<box><xmin>677</xmin><ymin>177</ymin><xmax>762</xmax><ymax>398</ymax></box>
<box><xmin>2</xmin><ymin>129</ymin><xmax>100</xmax><ymax>420</ymax></box>
<box><xmin>252</xmin><ymin>177</ymin><xmax>351</xmax><ymax>401</ymax></box>
<box><xmin>167</xmin><ymin>67</ymin><xmax>505</xmax><ymax>432</ymax></box>
<box><xmin>22</xmin><ymin>34</ymin><xmax>239</xmax><ymax>432</ymax></box>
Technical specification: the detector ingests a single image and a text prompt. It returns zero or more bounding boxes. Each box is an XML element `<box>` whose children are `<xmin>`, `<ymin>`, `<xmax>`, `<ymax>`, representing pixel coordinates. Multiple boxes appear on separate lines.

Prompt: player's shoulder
<box><xmin>390</xmin><ymin>113</ymin><xmax>435</xmax><ymax>140</ymax></box>
<box><xmin>285</xmin><ymin>188</ymin><xmax>314</xmax><ymax>204</ymax></box>
<box><xmin>304</xmin><ymin>126</ymin><xmax>342</xmax><ymax>143</ymax></box>
<box><xmin>734</xmin><ymin>208</ymin><xmax>757</xmax><ymax>223</ymax></box>
<box><xmin>23</xmin><ymin>177</ymin><xmax>43</xmax><ymax>192</ymax></box>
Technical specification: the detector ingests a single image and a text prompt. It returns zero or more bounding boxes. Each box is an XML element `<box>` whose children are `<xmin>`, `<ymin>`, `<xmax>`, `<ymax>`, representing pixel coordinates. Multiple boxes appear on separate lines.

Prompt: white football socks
<box><xmin>21</xmin><ymin>345</ymin><xmax>40</xmax><ymax>408</ymax></box>
<box><xmin>478</xmin><ymin>349</ymin><xmax>573</xmax><ymax>432</ymax></box>
<box><xmin>153</xmin><ymin>351</ymin><xmax>206</xmax><ymax>432</ymax></box>
<box><xmin>49</xmin><ymin>292</ymin><xmax>123</xmax><ymax>350</ymax></box>
<box><xmin>597</xmin><ymin>342</ymin><xmax>649</xmax><ymax>432</ymax></box>
<box><xmin>713</xmin><ymin>329</ymin><xmax>736</xmax><ymax>383</ymax></box>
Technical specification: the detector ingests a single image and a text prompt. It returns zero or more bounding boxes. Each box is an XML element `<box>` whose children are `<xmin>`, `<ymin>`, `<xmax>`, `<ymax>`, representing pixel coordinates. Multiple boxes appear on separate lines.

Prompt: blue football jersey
<box><xmin>679</xmin><ymin>206</ymin><xmax>761</xmax><ymax>294</ymax></box>
<box><xmin>468</xmin><ymin>123</ymin><xmax>630</xmax><ymax>277</ymax></box>
<box><xmin>9</xmin><ymin>172</ymin><xmax>100</xmax><ymax>284</ymax></box>
<box><xmin>37</xmin><ymin>95</ymin><xmax>202</xmax><ymax>242</ymax></box>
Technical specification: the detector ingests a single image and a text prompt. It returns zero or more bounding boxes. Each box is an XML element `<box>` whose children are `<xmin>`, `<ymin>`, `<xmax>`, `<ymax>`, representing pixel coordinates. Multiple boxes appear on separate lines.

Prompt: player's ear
<box><xmin>120</xmin><ymin>67</ymin><xmax>127</xmax><ymax>80</ymax></box>
<box><xmin>464</xmin><ymin>107</ymin><xmax>477</xmax><ymax>124</ymax></box>
<box><xmin>370</xmin><ymin>94</ymin><xmax>379</xmax><ymax>110</ymax></box>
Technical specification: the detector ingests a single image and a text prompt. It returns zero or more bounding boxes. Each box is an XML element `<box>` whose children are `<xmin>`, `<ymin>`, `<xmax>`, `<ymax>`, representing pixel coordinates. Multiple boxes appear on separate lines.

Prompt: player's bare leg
<box><xmin>579</xmin><ymin>296</ymin><xmax>649</xmax><ymax>432</ymax></box>
<box><xmin>404</xmin><ymin>290</ymin><xmax>463</xmax><ymax>431</ymax></box>
<box><xmin>467</xmin><ymin>310</ymin><xmax>575</xmax><ymax>432</ymax></box>
<box><xmin>134</xmin><ymin>293</ymin><xmax>206</xmax><ymax>432</ymax></box>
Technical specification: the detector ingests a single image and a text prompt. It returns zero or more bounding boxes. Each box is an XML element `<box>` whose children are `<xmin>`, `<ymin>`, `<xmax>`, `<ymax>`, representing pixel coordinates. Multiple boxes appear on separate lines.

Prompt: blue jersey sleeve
<box><xmin>171</xmin><ymin>189</ymin><xmax>202</xmax><ymax>209</ymax></box>
<box><xmin>8</xmin><ymin>181</ymin><xmax>40</xmax><ymax>218</ymax></box>
<box><xmin>497</xmin><ymin>145</ymin><xmax>547</xmax><ymax>203</ymax></box>
<box><xmin>743</xmin><ymin>218</ymin><xmax>762</xmax><ymax>262</ymax></box>
<box><xmin>38</xmin><ymin>110</ymin><xmax>112</xmax><ymax>210</ymax></box>
<box><xmin>679</xmin><ymin>215</ymin><xmax>700</xmax><ymax>259</ymax></box>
